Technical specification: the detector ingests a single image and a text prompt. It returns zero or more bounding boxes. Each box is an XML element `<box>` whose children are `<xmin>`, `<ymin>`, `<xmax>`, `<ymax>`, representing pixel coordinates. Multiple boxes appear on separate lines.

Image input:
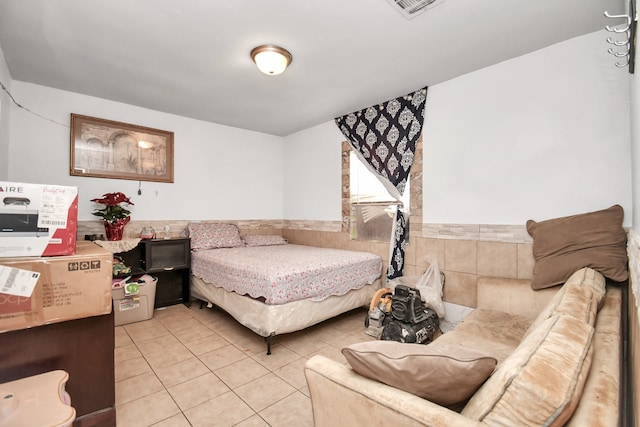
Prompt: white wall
<box><xmin>0</xmin><ymin>43</ymin><xmax>11</xmax><ymax>180</ymax></box>
<box><xmin>283</xmin><ymin>30</ymin><xmax>633</xmax><ymax>226</ymax></box>
<box><xmin>6</xmin><ymin>30</ymin><xmax>633</xmax><ymax>226</ymax></box>
<box><xmin>8</xmin><ymin>82</ymin><xmax>284</xmax><ymax>221</ymax></box>
<box><xmin>632</xmin><ymin>53</ymin><xmax>640</xmax><ymax>230</ymax></box>
<box><xmin>423</xmin><ymin>30</ymin><xmax>631</xmax><ymax>225</ymax></box>
<box><xmin>630</xmin><ymin>27</ymin><xmax>640</xmax><ymax>301</ymax></box>
<box><xmin>283</xmin><ymin>121</ymin><xmax>344</xmax><ymax>221</ymax></box>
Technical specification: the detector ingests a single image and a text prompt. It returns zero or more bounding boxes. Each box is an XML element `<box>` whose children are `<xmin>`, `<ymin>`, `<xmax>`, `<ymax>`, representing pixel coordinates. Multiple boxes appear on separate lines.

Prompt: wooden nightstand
<box><xmin>139</xmin><ymin>238</ymin><xmax>191</xmax><ymax>308</ymax></box>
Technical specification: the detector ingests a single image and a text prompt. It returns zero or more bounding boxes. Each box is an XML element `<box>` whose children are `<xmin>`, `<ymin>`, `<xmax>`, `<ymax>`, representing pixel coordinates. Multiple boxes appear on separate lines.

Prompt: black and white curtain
<box><xmin>335</xmin><ymin>87</ymin><xmax>427</xmax><ymax>281</ymax></box>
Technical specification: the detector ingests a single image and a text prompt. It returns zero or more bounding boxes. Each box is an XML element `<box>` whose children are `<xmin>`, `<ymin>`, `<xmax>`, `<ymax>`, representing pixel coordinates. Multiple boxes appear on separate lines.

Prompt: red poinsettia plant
<box><xmin>91</xmin><ymin>192</ymin><xmax>134</xmax><ymax>224</ymax></box>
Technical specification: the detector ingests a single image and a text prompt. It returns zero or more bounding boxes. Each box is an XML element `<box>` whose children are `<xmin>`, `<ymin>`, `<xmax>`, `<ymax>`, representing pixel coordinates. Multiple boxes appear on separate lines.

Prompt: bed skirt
<box><xmin>190</xmin><ymin>275</ymin><xmax>382</xmax><ymax>338</ymax></box>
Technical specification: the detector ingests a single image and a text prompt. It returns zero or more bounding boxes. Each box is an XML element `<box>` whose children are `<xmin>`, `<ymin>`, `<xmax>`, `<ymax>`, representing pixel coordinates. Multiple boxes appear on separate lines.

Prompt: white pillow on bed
<box><xmin>188</xmin><ymin>222</ymin><xmax>243</xmax><ymax>250</ymax></box>
<box><xmin>242</xmin><ymin>235</ymin><xmax>287</xmax><ymax>247</ymax></box>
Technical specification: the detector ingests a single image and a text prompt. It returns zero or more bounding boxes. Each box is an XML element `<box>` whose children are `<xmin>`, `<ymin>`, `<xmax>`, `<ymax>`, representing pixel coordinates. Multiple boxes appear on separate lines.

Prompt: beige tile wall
<box><xmin>79</xmin><ymin>218</ymin><xmax>534</xmax><ymax>309</ymax></box>
<box><xmin>282</xmin><ymin>223</ymin><xmax>535</xmax><ymax>309</ymax></box>
<box><xmin>78</xmin><ymin>219</ymin><xmax>285</xmax><ymax>241</ymax></box>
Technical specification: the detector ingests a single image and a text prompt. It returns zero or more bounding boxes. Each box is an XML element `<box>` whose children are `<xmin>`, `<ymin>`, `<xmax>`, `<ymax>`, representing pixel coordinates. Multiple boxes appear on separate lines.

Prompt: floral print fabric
<box><xmin>188</xmin><ymin>222</ymin><xmax>243</xmax><ymax>251</ymax></box>
<box><xmin>191</xmin><ymin>244</ymin><xmax>382</xmax><ymax>304</ymax></box>
<box><xmin>242</xmin><ymin>235</ymin><xmax>287</xmax><ymax>247</ymax></box>
<box><xmin>335</xmin><ymin>87</ymin><xmax>427</xmax><ymax>281</ymax></box>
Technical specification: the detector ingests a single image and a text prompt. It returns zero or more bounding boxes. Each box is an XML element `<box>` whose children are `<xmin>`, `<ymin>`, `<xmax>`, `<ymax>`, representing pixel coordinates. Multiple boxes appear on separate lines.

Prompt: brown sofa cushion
<box><xmin>342</xmin><ymin>341</ymin><xmax>497</xmax><ymax>407</ymax></box>
<box><xmin>461</xmin><ymin>315</ymin><xmax>594</xmax><ymax>427</ymax></box>
<box><xmin>526</xmin><ymin>205</ymin><xmax>628</xmax><ymax>290</ymax></box>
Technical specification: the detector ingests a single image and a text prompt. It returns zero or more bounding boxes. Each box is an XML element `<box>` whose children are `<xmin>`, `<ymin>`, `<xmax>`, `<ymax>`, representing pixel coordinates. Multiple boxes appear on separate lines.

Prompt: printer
<box><xmin>0</xmin><ymin>182</ymin><xmax>78</xmax><ymax>257</ymax></box>
<box><xmin>0</xmin><ymin>197</ymin><xmax>49</xmax><ymax>237</ymax></box>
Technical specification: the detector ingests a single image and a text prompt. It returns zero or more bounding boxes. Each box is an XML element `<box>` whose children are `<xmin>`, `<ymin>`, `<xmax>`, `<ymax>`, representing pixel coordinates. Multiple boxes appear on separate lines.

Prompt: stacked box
<box><xmin>0</xmin><ymin>182</ymin><xmax>78</xmax><ymax>257</ymax></box>
<box><xmin>0</xmin><ymin>241</ymin><xmax>112</xmax><ymax>333</ymax></box>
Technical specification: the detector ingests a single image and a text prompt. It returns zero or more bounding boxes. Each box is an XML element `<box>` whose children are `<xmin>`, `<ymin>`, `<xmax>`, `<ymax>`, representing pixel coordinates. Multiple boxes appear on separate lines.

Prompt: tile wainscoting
<box><xmin>77</xmin><ymin>219</ymin><xmax>535</xmax><ymax>309</ymax></box>
<box><xmin>281</xmin><ymin>220</ymin><xmax>535</xmax><ymax>309</ymax></box>
<box><xmin>78</xmin><ymin>220</ymin><xmax>286</xmax><ymax>242</ymax></box>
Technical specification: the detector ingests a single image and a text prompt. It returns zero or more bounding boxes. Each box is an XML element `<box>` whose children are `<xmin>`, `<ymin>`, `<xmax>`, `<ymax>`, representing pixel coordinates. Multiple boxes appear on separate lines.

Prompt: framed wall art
<box><xmin>70</xmin><ymin>114</ymin><xmax>174</xmax><ymax>183</ymax></box>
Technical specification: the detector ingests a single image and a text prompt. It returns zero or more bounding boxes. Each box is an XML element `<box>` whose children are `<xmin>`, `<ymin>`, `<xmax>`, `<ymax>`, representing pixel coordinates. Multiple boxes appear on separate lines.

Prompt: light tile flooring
<box><xmin>114</xmin><ymin>302</ymin><xmax>375</xmax><ymax>427</ymax></box>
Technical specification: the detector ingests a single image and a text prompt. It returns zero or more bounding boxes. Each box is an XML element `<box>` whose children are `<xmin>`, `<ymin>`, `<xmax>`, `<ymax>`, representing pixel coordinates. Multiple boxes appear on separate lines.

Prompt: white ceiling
<box><xmin>0</xmin><ymin>0</ymin><xmax>626</xmax><ymax>136</ymax></box>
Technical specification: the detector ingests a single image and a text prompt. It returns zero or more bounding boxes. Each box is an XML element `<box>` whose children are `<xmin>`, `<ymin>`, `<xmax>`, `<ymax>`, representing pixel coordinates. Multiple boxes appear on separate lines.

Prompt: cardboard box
<box><xmin>0</xmin><ymin>182</ymin><xmax>78</xmax><ymax>257</ymax></box>
<box><xmin>0</xmin><ymin>241</ymin><xmax>112</xmax><ymax>333</ymax></box>
<box><xmin>112</xmin><ymin>276</ymin><xmax>157</xmax><ymax>326</ymax></box>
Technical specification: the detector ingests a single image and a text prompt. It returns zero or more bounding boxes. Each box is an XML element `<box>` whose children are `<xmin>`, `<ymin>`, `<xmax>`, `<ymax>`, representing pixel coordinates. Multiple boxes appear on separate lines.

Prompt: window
<box><xmin>349</xmin><ymin>151</ymin><xmax>409</xmax><ymax>242</ymax></box>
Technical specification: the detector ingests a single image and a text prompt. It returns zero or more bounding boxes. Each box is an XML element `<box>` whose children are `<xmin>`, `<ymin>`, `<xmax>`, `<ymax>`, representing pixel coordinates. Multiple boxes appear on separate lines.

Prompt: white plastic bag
<box><xmin>415</xmin><ymin>255</ymin><xmax>445</xmax><ymax>318</ymax></box>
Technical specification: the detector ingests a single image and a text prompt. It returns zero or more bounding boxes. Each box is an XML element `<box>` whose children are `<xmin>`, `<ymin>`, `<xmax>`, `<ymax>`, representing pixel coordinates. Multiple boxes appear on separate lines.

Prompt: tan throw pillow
<box><xmin>341</xmin><ymin>341</ymin><xmax>497</xmax><ymax>407</ymax></box>
<box><xmin>461</xmin><ymin>315</ymin><xmax>594</xmax><ymax>427</ymax></box>
<box><xmin>526</xmin><ymin>205</ymin><xmax>628</xmax><ymax>290</ymax></box>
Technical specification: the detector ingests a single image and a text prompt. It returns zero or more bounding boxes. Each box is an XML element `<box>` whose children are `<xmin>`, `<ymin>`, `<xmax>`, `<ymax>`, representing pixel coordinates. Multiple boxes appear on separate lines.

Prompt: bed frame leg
<box><xmin>265</xmin><ymin>333</ymin><xmax>275</xmax><ymax>355</ymax></box>
<box><xmin>199</xmin><ymin>300</ymin><xmax>214</xmax><ymax>310</ymax></box>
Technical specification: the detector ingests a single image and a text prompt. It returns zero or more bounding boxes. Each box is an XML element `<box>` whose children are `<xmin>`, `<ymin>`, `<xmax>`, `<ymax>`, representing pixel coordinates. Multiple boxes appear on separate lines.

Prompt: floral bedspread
<box><xmin>191</xmin><ymin>244</ymin><xmax>382</xmax><ymax>305</ymax></box>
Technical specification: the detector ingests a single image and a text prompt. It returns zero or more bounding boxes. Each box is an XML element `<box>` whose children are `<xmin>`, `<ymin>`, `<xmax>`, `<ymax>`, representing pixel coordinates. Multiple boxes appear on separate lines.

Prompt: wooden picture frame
<box><xmin>70</xmin><ymin>114</ymin><xmax>174</xmax><ymax>183</ymax></box>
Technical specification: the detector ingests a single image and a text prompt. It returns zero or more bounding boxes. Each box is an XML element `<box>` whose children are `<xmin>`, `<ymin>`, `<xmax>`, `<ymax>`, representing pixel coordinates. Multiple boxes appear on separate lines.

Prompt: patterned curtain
<box><xmin>335</xmin><ymin>87</ymin><xmax>427</xmax><ymax>281</ymax></box>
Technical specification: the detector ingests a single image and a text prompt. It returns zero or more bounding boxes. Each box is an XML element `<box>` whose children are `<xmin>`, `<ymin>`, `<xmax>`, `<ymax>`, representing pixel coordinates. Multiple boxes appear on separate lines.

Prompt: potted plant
<box><xmin>91</xmin><ymin>192</ymin><xmax>134</xmax><ymax>241</ymax></box>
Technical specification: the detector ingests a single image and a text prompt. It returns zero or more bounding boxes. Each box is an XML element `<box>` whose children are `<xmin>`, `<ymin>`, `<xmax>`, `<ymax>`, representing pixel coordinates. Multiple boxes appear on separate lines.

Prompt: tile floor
<box><xmin>114</xmin><ymin>302</ymin><xmax>376</xmax><ymax>427</ymax></box>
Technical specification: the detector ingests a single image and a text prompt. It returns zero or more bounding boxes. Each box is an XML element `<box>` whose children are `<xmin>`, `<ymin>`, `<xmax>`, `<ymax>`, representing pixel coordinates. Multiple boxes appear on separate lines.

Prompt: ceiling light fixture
<box><xmin>250</xmin><ymin>45</ymin><xmax>292</xmax><ymax>76</ymax></box>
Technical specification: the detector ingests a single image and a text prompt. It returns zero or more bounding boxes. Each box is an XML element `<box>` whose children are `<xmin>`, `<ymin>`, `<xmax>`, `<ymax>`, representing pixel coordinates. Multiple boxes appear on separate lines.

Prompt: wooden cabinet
<box><xmin>0</xmin><ymin>311</ymin><xmax>116</xmax><ymax>427</ymax></box>
<box><xmin>117</xmin><ymin>238</ymin><xmax>191</xmax><ymax>308</ymax></box>
<box><xmin>141</xmin><ymin>238</ymin><xmax>191</xmax><ymax>308</ymax></box>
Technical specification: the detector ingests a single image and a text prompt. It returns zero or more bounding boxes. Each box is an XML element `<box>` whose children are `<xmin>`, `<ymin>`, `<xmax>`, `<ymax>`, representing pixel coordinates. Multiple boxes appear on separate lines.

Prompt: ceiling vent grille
<box><xmin>387</xmin><ymin>0</ymin><xmax>443</xmax><ymax>19</ymax></box>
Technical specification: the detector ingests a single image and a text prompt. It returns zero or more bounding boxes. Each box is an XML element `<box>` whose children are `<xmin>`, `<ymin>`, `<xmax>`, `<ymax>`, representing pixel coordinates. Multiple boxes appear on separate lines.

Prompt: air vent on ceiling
<box><xmin>387</xmin><ymin>0</ymin><xmax>444</xmax><ymax>19</ymax></box>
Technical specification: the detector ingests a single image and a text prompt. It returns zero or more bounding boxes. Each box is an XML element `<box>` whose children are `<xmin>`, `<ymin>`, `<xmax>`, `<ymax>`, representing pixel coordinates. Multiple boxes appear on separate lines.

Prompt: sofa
<box><xmin>304</xmin><ymin>267</ymin><xmax>621</xmax><ymax>426</ymax></box>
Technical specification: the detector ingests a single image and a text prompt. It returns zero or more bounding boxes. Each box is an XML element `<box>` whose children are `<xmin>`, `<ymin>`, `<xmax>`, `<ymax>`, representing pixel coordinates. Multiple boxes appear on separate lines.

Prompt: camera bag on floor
<box><xmin>380</xmin><ymin>284</ymin><xmax>439</xmax><ymax>344</ymax></box>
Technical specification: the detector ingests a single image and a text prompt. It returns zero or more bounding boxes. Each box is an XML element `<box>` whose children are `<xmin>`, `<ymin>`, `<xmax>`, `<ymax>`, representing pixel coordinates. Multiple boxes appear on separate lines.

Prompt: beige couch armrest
<box><xmin>304</xmin><ymin>355</ymin><xmax>483</xmax><ymax>427</ymax></box>
<box><xmin>477</xmin><ymin>277</ymin><xmax>558</xmax><ymax>320</ymax></box>
<box><xmin>566</xmin><ymin>286</ymin><xmax>621</xmax><ymax>426</ymax></box>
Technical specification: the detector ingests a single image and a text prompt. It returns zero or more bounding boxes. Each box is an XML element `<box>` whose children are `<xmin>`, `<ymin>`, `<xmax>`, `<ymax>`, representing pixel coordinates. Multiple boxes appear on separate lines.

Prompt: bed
<box><xmin>187</xmin><ymin>223</ymin><xmax>383</xmax><ymax>354</ymax></box>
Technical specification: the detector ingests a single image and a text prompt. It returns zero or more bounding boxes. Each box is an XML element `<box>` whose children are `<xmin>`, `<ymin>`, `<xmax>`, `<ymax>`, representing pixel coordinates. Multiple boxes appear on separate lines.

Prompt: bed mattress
<box><xmin>191</xmin><ymin>244</ymin><xmax>383</xmax><ymax>305</ymax></box>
